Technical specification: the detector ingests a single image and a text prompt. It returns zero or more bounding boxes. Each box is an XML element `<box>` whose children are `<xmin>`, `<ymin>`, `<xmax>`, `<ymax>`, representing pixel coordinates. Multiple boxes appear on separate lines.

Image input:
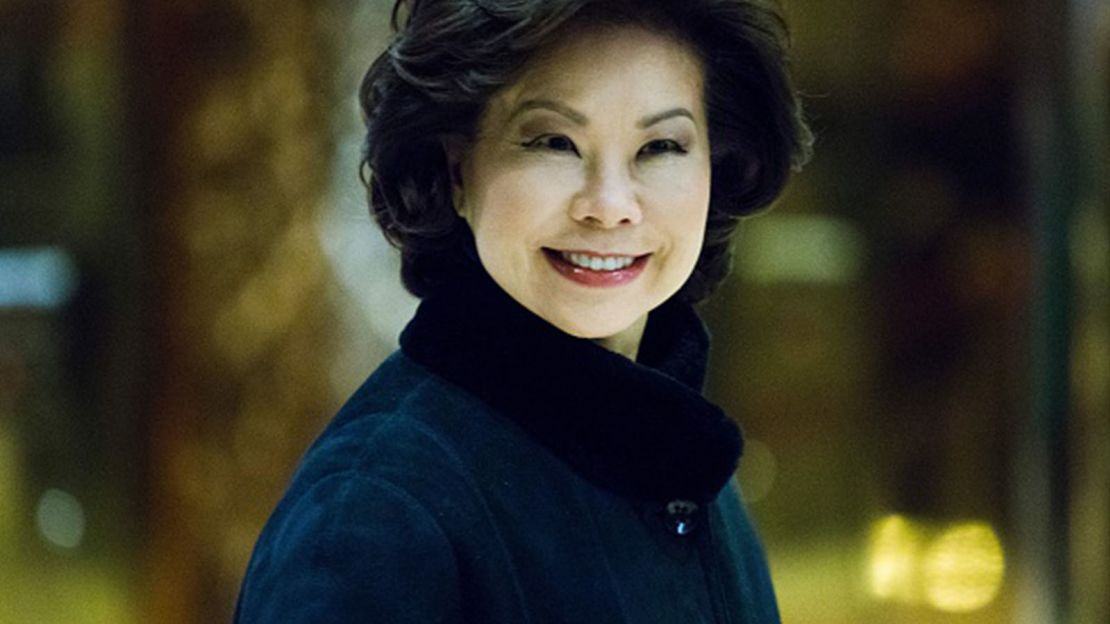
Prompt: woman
<box><xmin>235</xmin><ymin>0</ymin><xmax>811</xmax><ymax>621</ymax></box>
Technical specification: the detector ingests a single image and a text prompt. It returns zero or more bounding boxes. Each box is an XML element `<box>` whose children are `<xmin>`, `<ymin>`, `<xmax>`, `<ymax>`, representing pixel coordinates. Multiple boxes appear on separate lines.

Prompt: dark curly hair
<box><xmin>360</xmin><ymin>0</ymin><xmax>812</xmax><ymax>302</ymax></box>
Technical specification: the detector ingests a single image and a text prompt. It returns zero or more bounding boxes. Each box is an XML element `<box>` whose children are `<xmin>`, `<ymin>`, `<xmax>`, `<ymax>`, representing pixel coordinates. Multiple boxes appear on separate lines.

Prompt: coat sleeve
<box><xmin>234</xmin><ymin>472</ymin><xmax>463</xmax><ymax>623</ymax></box>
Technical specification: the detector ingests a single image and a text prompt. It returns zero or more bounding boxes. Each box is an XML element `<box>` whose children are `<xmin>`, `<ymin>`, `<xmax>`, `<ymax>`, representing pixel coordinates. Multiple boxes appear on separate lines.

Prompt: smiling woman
<box><xmin>452</xmin><ymin>24</ymin><xmax>712</xmax><ymax>356</ymax></box>
<box><xmin>234</xmin><ymin>0</ymin><xmax>811</xmax><ymax>622</ymax></box>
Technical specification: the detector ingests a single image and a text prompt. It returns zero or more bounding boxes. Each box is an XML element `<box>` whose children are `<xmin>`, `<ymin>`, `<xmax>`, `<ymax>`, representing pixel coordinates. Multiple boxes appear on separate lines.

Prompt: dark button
<box><xmin>664</xmin><ymin>499</ymin><xmax>699</xmax><ymax>536</ymax></box>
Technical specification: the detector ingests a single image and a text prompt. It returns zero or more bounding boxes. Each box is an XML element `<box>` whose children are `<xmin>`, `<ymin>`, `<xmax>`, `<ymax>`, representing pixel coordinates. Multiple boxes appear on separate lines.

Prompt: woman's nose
<box><xmin>568</xmin><ymin>160</ymin><xmax>643</xmax><ymax>228</ymax></box>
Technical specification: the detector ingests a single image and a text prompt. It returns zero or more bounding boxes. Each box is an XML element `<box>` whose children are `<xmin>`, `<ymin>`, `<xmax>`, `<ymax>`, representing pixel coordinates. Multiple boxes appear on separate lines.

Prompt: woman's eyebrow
<box><xmin>637</xmin><ymin>108</ymin><xmax>696</xmax><ymax>129</ymax></box>
<box><xmin>508</xmin><ymin>99</ymin><xmax>588</xmax><ymax>125</ymax></box>
<box><xmin>507</xmin><ymin>99</ymin><xmax>695</xmax><ymax>129</ymax></box>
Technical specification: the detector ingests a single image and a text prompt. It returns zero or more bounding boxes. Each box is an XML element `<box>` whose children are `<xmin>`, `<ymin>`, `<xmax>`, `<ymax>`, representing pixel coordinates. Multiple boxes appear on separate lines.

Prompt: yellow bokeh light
<box><xmin>866</xmin><ymin>515</ymin><xmax>925</xmax><ymax>601</ymax></box>
<box><xmin>922</xmin><ymin>522</ymin><xmax>1005</xmax><ymax>612</ymax></box>
<box><xmin>865</xmin><ymin>515</ymin><xmax>1006</xmax><ymax>613</ymax></box>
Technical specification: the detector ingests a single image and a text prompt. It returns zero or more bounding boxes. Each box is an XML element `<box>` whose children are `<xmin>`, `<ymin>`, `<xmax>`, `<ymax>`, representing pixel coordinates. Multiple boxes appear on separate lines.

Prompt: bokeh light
<box><xmin>35</xmin><ymin>488</ymin><xmax>86</xmax><ymax>550</ymax></box>
<box><xmin>866</xmin><ymin>514</ymin><xmax>926</xmax><ymax>602</ymax></box>
<box><xmin>923</xmin><ymin>522</ymin><xmax>1005</xmax><ymax>612</ymax></box>
<box><xmin>0</xmin><ymin>247</ymin><xmax>76</xmax><ymax>309</ymax></box>
<box><xmin>865</xmin><ymin>514</ymin><xmax>1006</xmax><ymax>613</ymax></box>
<box><xmin>737</xmin><ymin>214</ymin><xmax>865</xmax><ymax>285</ymax></box>
<box><xmin>737</xmin><ymin>438</ymin><xmax>778</xmax><ymax>504</ymax></box>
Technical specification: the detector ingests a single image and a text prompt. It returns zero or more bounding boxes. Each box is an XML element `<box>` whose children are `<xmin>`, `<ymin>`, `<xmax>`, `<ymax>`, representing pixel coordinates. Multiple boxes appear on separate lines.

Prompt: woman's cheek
<box><xmin>511</xmin><ymin>164</ymin><xmax>582</xmax><ymax>203</ymax></box>
<box><xmin>644</xmin><ymin>171</ymin><xmax>710</xmax><ymax>210</ymax></box>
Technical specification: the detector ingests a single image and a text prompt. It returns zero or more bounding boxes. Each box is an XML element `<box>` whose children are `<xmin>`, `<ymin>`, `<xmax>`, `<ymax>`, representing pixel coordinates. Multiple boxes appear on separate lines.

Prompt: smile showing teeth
<box><xmin>559</xmin><ymin>251</ymin><xmax>636</xmax><ymax>272</ymax></box>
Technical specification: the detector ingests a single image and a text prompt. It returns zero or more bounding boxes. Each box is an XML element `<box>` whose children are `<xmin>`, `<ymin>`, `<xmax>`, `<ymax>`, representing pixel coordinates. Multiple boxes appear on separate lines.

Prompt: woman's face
<box><xmin>452</xmin><ymin>24</ymin><xmax>711</xmax><ymax>357</ymax></box>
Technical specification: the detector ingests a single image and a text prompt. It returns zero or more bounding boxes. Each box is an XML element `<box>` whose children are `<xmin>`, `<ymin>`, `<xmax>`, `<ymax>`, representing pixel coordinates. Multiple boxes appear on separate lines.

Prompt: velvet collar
<box><xmin>399</xmin><ymin>261</ymin><xmax>743</xmax><ymax>505</ymax></box>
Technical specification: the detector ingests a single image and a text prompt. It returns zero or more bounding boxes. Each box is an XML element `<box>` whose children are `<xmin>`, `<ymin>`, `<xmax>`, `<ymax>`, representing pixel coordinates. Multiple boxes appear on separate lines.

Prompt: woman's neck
<box><xmin>592</xmin><ymin>314</ymin><xmax>648</xmax><ymax>361</ymax></box>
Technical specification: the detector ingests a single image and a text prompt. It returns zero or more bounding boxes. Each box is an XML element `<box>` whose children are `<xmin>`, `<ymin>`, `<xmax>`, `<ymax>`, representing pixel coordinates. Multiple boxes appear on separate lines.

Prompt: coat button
<box><xmin>664</xmin><ymin>499</ymin><xmax>699</xmax><ymax>536</ymax></box>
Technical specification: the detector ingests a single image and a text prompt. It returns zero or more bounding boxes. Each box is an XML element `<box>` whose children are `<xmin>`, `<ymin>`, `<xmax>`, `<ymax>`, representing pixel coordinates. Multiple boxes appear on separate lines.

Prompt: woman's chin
<box><xmin>542</xmin><ymin>310</ymin><xmax>644</xmax><ymax>344</ymax></box>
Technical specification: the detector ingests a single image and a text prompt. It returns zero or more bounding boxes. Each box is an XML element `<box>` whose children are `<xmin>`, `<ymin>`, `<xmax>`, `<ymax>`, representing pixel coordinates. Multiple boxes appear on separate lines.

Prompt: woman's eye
<box><xmin>639</xmin><ymin>139</ymin><xmax>687</xmax><ymax>157</ymax></box>
<box><xmin>523</xmin><ymin>134</ymin><xmax>579</xmax><ymax>154</ymax></box>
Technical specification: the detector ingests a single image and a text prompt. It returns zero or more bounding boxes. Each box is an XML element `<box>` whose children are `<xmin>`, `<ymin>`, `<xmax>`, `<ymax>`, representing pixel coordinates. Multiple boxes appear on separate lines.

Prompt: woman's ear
<box><xmin>442</xmin><ymin>136</ymin><xmax>467</xmax><ymax>220</ymax></box>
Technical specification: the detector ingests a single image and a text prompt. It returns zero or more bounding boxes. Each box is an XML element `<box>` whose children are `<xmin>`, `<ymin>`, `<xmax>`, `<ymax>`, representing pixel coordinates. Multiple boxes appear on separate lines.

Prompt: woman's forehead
<box><xmin>484</xmin><ymin>25</ymin><xmax>705</xmax><ymax>123</ymax></box>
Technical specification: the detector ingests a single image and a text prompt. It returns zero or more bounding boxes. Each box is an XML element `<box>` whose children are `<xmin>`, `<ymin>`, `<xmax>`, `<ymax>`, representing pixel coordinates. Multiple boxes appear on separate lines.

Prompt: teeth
<box><xmin>560</xmin><ymin>251</ymin><xmax>636</xmax><ymax>271</ymax></box>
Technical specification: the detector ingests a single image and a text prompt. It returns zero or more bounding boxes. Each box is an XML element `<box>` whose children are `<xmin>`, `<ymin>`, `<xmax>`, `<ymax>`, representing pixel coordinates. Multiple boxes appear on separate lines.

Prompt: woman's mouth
<box><xmin>542</xmin><ymin>248</ymin><xmax>650</xmax><ymax>287</ymax></box>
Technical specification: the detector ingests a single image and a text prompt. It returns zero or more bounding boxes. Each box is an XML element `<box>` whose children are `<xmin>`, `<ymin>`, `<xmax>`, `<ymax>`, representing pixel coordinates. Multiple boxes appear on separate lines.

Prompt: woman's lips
<box><xmin>542</xmin><ymin>248</ymin><xmax>650</xmax><ymax>287</ymax></box>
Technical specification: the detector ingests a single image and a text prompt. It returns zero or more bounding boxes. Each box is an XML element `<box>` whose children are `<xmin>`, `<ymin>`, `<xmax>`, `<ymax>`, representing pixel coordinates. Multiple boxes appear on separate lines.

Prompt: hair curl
<box><xmin>360</xmin><ymin>0</ymin><xmax>812</xmax><ymax>302</ymax></box>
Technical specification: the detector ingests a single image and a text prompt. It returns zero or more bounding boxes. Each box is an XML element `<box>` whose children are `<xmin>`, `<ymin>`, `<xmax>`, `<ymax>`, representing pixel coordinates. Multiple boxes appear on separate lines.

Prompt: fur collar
<box><xmin>399</xmin><ymin>260</ymin><xmax>743</xmax><ymax>505</ymax></box>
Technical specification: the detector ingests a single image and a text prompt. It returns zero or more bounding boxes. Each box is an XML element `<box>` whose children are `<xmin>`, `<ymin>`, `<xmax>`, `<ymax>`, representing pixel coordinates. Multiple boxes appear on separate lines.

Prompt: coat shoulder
<box><xmin>290</xmin><ymin>351</ymin><xmax>495</xmax><ymax>490</ymax></box>
<box><xmin>235</xmin><ymin>352</ymin><xmax>492</xmax><ymax>623</ymax></box>
<box><xmin>235</xmin><ymin>470</ymin><xmax>463</xmax><ymax>623</ymax></box>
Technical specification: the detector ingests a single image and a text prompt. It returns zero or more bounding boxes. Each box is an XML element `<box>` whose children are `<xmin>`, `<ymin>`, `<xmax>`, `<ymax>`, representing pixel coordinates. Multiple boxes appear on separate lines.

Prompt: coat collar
<box><xmin>399</xmin><ymin>259</ymin><xmax>743</xmax><ymax>505</ymax></box>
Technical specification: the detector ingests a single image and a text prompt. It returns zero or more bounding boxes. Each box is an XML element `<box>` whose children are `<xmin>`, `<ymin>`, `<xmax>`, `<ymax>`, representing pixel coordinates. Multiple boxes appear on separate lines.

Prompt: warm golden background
<box><xmin>0</xmin><ymin>0</ymin><xmax>1107</xmax><ymax>622</ymax></box>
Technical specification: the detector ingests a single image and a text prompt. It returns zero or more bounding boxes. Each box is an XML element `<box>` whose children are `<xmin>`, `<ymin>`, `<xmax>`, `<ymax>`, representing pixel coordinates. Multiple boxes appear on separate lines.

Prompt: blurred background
<box><xmin>0</xmin><ymin>0</ymin><xmax>1106</xmax><ymax>622</ymax></box>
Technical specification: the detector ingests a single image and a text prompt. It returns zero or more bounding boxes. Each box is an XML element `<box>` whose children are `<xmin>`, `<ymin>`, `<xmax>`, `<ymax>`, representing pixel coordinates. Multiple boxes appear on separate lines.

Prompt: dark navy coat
<box><xmin>235</xmin><ymin>263</ymin><xmax>781</xmax><ymax>623</ymax></box>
